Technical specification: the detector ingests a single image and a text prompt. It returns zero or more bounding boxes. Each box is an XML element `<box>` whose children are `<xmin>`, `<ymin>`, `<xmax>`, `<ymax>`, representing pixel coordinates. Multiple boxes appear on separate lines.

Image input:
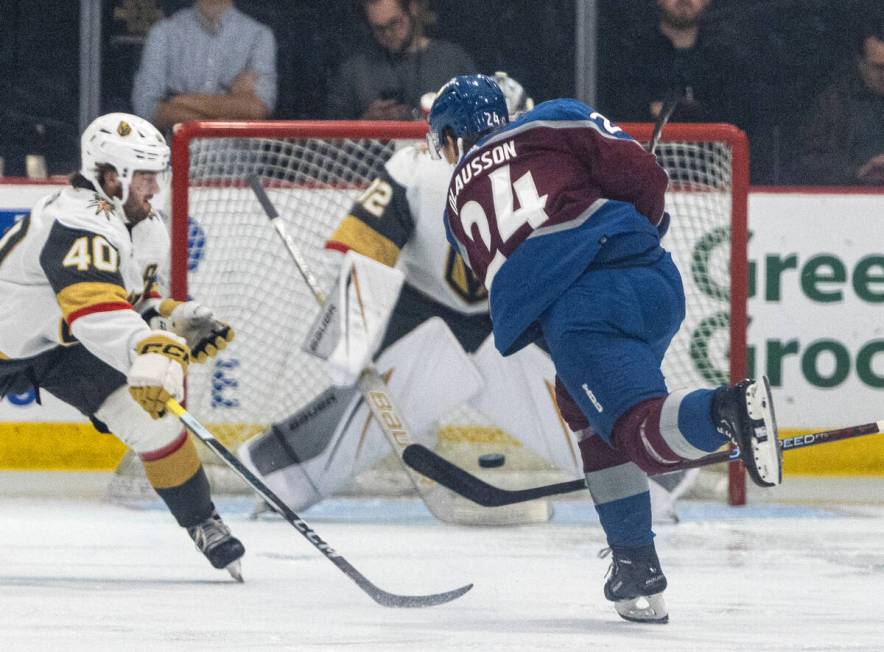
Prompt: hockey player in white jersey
<box><xmin>0</xmin><ymin>113</ymin><xmax>243</xmax><ymax>579</ymax></box>
<box><xmin>239</xmin><ymin>74</ymin><xmax>691</xmax><ymax>524</ymax></box>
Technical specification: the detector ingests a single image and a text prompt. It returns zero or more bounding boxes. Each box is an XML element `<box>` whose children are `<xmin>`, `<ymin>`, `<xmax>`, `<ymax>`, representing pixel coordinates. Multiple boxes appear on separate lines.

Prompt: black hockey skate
<box><xmin>712</xmin><ymin>376</ymin><xmax>782</xmax><ymax>488</ymax></box>
<box><xmin>602</xmin><ymin>544</ymin><xmax>668</xmax><ymax>624</ymax></box>
<box><xmin>187</xmin><ymin>511</ymin><xmax>245</xmax><ymax>582</ymax></box>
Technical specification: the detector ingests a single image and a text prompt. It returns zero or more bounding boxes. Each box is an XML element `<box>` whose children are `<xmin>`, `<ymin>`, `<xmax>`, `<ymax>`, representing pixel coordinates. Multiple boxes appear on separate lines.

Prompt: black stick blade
<box><xmin>403</xmin><ymin>444</ymin><xmax>586</xmax><ymax>507</ymax></box>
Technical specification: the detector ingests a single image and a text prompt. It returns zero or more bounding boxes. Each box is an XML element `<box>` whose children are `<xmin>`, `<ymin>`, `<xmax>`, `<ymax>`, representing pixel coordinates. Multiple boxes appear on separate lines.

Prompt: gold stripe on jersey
<box><xmin>56</xmin><ymin>281</ymin><xmax>130</xmax><ymax>321</ymax></box>
<box><xmin>0</xmin><ymin>351</ymin><xmax>9</xmax><ymax>361</ymax></box>
<box><xmin>142</xmin><ymin>435</ymin><xmax>202</xmax><ymax>489</ymax></box>
<box><xmin>327</xmin><ymin>215</ymin><xmax>401</xmax><ymax>267</ymax></box>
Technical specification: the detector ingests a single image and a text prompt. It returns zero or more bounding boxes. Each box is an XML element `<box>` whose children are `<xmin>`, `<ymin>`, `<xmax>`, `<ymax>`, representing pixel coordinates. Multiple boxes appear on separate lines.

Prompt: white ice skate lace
<box><xmin>598</xmin><ymin>547</ymin><xmax>616</xmax><ymax>582</ymax></box>
<box><xmin>189</xmin><ymin>515</ymin><xmax>232</xmax><ymax>552</ymax></box>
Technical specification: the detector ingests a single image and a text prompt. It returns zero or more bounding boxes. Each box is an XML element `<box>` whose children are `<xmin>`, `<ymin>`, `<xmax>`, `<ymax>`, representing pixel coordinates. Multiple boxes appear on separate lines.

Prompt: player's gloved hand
<box><xmin>128</xmin><ymin>331</ymin><xmax>189</xmax><ymax>419</ymax></box>
<box><xmin>156</xmin><ymin>299</ymin><xmax>235</xmax><ymax>364</ymax></box>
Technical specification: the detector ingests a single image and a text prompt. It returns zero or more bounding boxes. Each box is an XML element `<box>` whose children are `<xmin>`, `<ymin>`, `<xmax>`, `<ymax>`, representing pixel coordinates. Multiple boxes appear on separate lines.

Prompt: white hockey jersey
<box><xmin>0</xmin><ymin>186</ymin><xmax>165</xmax><ymax>373</ymax></box>
<box><xmin>326</xmin><ymin>145</ymin><xmax>489</xmax><ymax>315</ymax></box>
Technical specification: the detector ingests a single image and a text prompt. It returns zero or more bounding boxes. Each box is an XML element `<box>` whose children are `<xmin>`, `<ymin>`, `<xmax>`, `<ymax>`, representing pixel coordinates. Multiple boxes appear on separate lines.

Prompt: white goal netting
<box><xmin>107</xmin><ymin>121</ymin><xmax>748</xmax><ymax>510</ymax></box>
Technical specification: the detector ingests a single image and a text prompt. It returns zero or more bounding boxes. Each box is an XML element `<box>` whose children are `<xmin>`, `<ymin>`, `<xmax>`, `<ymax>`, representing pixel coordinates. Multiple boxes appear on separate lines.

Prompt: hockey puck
<box><xmin>478</xmin><ymin>453</ymin><xmax>506</xmax><ymax>468</ymax></box>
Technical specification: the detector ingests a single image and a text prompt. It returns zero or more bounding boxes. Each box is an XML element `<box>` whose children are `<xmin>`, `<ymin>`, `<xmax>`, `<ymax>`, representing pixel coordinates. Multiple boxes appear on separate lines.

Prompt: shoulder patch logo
<box><xmin>89</xmin><ymin>194</ymin><xmax>115</xmax><ymax>219</ymax></box>
<box><xmin>117</xmin><ymin>121</ymin><xmax>131</xmax><ymax>137</ymax></box>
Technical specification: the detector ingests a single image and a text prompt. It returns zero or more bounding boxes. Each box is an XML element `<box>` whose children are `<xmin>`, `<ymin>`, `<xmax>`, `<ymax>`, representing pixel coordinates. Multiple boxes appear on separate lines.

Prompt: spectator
<box><xmin>601</xmin><ymin>0</ymin><xmax>750</xmax><ymax>127</ymax></box>
<box><xmin>132</xmin><ymin>0</ymin><xmax>277</xmax><ymax>133</ymax></box>
<box><xmin>794</xmin><ymin>21</ymin><xmax>884</xmax><ymax>185</ymax></box>
<box><xmin>325</xmin><ymin>0</ymin><xmax>477</xmax><ymax>120</ymax></box>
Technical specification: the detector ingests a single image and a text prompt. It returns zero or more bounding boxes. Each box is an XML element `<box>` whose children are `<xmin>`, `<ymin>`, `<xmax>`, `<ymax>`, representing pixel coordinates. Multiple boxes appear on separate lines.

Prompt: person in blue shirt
<box><xmin>132</xmin><ymin>0</ymin><xmax>277</xmax><ymax>132</ymax></box>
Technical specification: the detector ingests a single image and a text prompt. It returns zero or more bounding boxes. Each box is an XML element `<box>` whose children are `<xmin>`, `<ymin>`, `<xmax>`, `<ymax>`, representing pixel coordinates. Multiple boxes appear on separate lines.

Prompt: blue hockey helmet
<box><xmin>427</xmin><ymin>74</ymin><xmax>508</xmax><ymax>160</ymax></box>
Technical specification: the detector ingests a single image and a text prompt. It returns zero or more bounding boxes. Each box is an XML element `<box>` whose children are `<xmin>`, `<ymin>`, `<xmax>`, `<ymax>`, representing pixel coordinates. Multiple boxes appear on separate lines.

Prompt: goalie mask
<box><xmin>493</xmin><ymin>71</ymin><xmax>534</xmax><ymax>117</ymax></box>
<box><xmin>80</xmin><ymin>112</ymin><xmax>170</xmax><ymax>216</ymax></box>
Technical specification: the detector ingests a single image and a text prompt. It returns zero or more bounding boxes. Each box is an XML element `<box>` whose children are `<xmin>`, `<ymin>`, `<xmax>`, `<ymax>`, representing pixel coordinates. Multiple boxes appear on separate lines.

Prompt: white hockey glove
<box><xmin>153</xmin><ymin>299</ymin><xmax>235</xmax><ymax>364</ymax></box>
<box><xmin>128</xmin><ymin>331</ymin><xmax>190</xmax><ymax>419</ymax></box>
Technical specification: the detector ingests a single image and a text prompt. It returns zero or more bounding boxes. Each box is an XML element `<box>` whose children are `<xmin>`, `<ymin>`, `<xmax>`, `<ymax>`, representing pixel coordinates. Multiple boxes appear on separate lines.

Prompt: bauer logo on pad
<box><xmin>301</xmin><ymin>251</ymin><xmax>404</xmax><ymax>386</ymax></box>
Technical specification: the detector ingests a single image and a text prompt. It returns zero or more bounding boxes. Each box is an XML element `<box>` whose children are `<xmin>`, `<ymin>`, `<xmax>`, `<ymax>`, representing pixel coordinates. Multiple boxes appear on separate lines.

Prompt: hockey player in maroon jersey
<box><xmin>427</xmin><ymin>74</ymin><xmax>782</xmax><ymax>623</ymax></box>
<box><xmin>0</xmin><ymin>113</ymin><xmax>243</xmax><ymax>579</ymax></box>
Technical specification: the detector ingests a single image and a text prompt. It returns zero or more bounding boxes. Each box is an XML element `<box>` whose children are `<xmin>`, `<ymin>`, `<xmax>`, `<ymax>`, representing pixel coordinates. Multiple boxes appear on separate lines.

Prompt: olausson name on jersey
<box><xmin>448</xmin><ymin>141</ymin><xmax>518</xmax><ymax>216</ymax></box>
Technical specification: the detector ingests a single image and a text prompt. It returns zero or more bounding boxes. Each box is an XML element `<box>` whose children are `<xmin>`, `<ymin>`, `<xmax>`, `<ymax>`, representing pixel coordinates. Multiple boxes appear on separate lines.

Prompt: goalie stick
<box><xmin>248</xmin><ymin>175</ymin><xmax>462</xmax><ymax>524</ymax></box>
<box><xmin>647</xmin><ymin>92</ymin><xmax>680</xmax><ymax>155</ymax></box>
<box><xmin>402</xmin><ymin>420</ymin><xmax>884</xmax><ymax>508</ymax></box>
<box><xmin>165</xmin><ymin>398</ymin><xmax>472</xmax><ymax>607</ymax></box>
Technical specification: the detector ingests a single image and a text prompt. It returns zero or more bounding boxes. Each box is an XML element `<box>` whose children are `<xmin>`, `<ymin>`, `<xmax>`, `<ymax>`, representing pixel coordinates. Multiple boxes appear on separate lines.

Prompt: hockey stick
<box><xmin>248</xmin><ymin>175</ymin><xmax>461</xmax><ymax>524</ymax></box>
<box><xmin>402</xmin><ymin>420</ymin><xmax>884</xmax><ymax>507</ymax></box>
<box><xmin>165</xmin><ymin>398</ymin><xmax>471</xmax><ymax>607</ymax></box>
<box><xmin>647</xmin><ymin>92</ymin><xmax>680</xmax><ymax>155</ymax></box>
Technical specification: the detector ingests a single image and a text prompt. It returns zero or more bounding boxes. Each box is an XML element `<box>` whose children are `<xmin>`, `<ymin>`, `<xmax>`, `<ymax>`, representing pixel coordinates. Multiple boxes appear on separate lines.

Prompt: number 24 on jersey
<box><xmin>459</xmin><ymin>165</ymin><xmax>549</xmax><ymax>250</ymax></box>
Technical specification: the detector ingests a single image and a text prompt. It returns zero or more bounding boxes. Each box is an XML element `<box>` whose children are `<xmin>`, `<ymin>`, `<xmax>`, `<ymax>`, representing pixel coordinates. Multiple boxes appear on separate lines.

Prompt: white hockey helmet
<box><xmin>80</xmin><ymin>112</ymin><xmax>169</xmax><ymax>209</ymax></box>
<box><xmin>493</xmin><ymin>71</ymin><xmax>534</xmax><ymax>117</ymax></box>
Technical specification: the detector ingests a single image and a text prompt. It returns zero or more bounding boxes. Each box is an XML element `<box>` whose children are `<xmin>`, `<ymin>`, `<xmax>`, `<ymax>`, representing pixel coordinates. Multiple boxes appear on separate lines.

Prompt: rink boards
<box><xmin>0</xmin><ymin>182</ymin><xmax>883</xmax><ymax>476</ymax></box>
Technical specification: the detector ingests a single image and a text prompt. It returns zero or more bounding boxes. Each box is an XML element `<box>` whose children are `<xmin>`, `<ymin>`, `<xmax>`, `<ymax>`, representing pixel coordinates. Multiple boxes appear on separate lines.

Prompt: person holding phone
<box><xmin>326</xmin><ymin>0</ymin><xmax>477</xmax><ymax>120</ymax></box>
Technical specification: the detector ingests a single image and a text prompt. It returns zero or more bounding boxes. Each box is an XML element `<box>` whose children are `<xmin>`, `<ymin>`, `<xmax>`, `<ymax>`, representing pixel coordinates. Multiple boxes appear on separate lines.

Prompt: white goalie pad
<box><xmin>302</xmin><ymin>250</ymin><xmax>405</xmax><ymax>386</ymax></box>
<box><xmin>470</xmin><ymin>335</ymin><xmax>583</xmax><ymax>476</ymax></box>
<box><xmin>240</xmin><ymin>317</ymin><xmax>483</xmax><ymax>511</ymax></box>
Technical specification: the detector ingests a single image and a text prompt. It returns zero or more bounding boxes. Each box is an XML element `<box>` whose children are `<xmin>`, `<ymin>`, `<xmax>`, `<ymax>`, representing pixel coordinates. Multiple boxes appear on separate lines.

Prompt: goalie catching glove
<box><xmin>128</xmin><ymin>331</ymin><xmax>189</xmax><ymax>419</ymax></box>
<box><xmin>149</xmin><ymin>299</ymin><xmax>235</xmax><ymax>363</ymax></box>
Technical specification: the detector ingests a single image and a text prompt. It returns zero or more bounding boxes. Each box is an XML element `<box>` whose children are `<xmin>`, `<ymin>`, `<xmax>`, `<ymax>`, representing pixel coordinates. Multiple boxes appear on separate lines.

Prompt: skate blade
<box><xmin>746</xmin><ymin>376</ymin><xmax>782</xmax><ymax>487</ymax></box>
<box><xmin>226</xmin><ymin>559</ymin><xmax>244</xmax><ymax>583</ymax></box>
<box><xmin>614</xmin><ymin>593</ymin><xmax>668</xmax><ymax>624</ymax></box>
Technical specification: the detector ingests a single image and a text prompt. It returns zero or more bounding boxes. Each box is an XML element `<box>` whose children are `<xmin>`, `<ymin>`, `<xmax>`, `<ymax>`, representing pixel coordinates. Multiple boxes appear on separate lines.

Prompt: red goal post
<box><xmin>169</xmin><ymin>120</ymin><xmax>750</xmax><ymax>506</ymax></box>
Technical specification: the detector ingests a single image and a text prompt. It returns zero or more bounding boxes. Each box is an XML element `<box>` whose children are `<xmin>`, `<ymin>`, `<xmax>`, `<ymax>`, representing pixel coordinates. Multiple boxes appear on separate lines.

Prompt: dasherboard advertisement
<box><xmin>748</xmin><ymin>191</ymin><xmax>884</xmax><ymax>429</ymax></box>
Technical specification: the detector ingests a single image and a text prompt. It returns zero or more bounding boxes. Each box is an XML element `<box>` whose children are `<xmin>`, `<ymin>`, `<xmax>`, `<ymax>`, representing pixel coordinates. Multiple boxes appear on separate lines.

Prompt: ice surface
<box><xmin>0</xmin><ymin>496</ymin><xmax>881</xmax><ymax>651</ymax></box>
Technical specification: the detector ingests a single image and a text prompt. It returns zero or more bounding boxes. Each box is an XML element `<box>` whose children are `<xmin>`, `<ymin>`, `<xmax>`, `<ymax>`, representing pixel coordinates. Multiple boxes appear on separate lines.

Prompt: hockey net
<box><xmin>107</xmin><ymin>120</ymin><xmax>749</xmax><ymax>509</ymax></box>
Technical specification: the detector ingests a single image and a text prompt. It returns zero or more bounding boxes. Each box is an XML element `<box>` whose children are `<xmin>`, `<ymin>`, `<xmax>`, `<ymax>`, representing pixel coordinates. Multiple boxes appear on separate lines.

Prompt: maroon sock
<box><xmin>579</xmin><ymin>431</ymin><xmax>631</xmax><ymax>472</ymax></box>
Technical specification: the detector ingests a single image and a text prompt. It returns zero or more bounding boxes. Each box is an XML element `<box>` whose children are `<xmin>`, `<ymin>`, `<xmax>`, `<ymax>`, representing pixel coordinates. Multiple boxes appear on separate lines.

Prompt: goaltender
<box><xmin>0</xmin><ymin>113</ymin><xmax>244</xmax><ymax>579</ymax></box>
